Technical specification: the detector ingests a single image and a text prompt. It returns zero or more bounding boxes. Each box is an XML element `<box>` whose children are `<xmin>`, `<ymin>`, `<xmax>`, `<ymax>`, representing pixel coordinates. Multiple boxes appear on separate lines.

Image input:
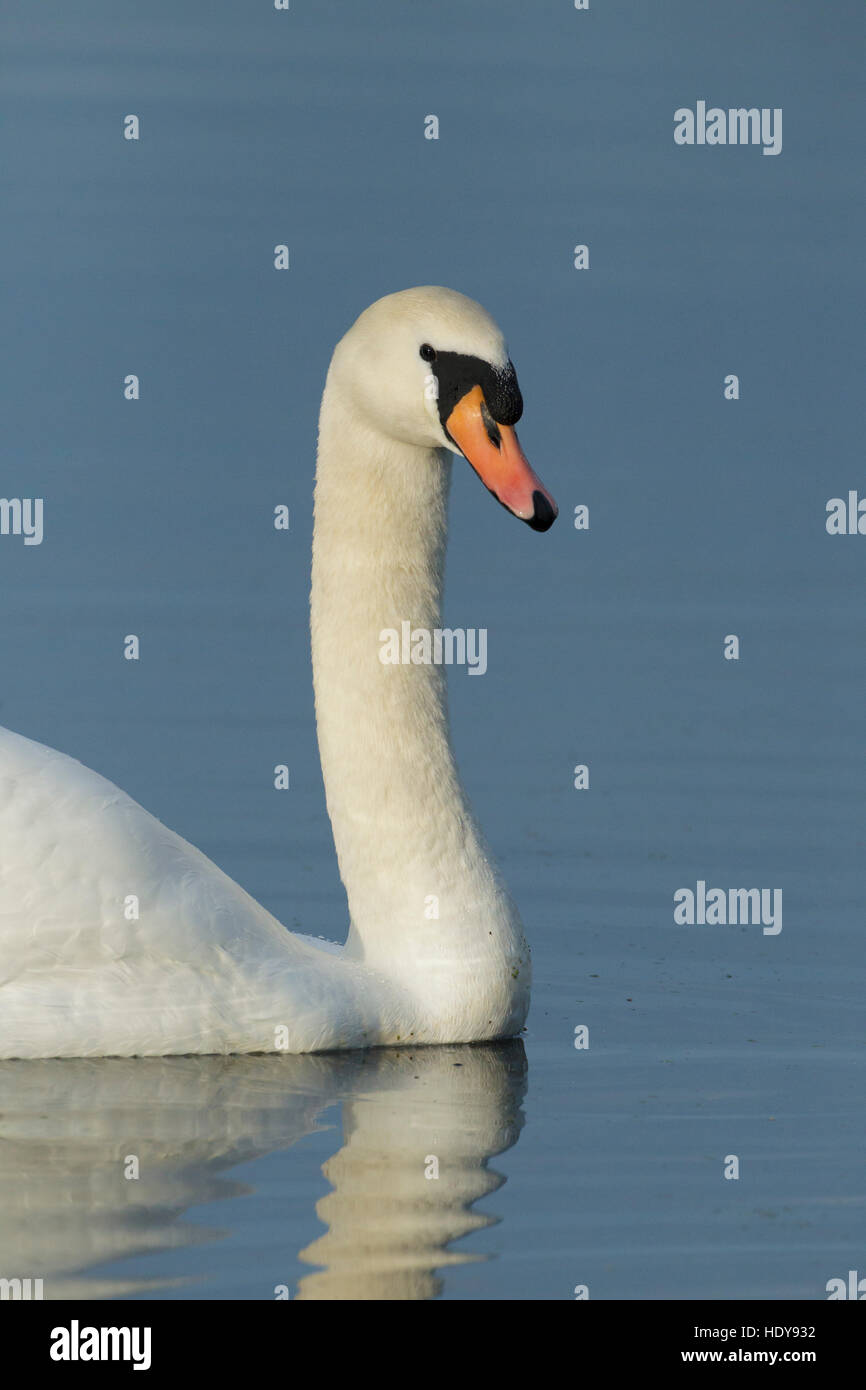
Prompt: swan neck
<box><xmin>310</xmin><ymin>376</ymin><xmax>524</xmax><ymax>985</ymax></box>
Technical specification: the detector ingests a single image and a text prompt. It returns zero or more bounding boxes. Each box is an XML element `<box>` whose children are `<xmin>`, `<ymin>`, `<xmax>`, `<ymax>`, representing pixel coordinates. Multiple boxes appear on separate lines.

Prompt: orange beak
<box><xmin>445</xmin><ymin>385</ymin><xmax>558</xmax><ymax>531</ymax></box>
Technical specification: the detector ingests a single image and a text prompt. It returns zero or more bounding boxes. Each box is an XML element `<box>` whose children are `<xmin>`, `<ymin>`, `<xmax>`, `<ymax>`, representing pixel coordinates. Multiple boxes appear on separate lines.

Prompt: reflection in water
<box><xmin>0</xmin><ymin>1042</ymin><xmax>526</xmax><ymax>1300</ymax></box>
<box><xmin>296</xmin><ymin>1042</ymin><xmax>526</xmax><ymax>1299</ymax></box>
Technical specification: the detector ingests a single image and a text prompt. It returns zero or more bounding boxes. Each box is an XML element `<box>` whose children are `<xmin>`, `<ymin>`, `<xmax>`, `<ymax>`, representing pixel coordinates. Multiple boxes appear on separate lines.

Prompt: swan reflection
<box><xmin>0</xmin><ymin>1041</ymin><xmax>526</xmax><ymax>1300</ymax></box>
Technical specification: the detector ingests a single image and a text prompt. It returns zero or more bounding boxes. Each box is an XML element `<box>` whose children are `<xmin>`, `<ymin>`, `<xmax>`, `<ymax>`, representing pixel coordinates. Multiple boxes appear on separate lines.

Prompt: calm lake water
<box><xmin>1</xmin><ymin>1</ymin><xmax>863</xmax><ymax>1299</ymax></box>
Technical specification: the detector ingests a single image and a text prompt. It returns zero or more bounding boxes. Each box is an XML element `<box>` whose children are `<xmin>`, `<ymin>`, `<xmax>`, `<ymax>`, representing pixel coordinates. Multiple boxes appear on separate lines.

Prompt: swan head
<box><xmin>330</xmin><ymin>286</ymin><xmax>558</xmax><ymax>531</ymax></box>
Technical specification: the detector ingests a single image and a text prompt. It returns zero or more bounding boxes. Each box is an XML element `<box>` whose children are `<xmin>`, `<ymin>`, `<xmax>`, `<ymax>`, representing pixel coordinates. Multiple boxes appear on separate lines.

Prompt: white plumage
<box><xmin>0</xmin><ymin>288</ymin><xmax>542</xmax><ymax>1057</ymax></box>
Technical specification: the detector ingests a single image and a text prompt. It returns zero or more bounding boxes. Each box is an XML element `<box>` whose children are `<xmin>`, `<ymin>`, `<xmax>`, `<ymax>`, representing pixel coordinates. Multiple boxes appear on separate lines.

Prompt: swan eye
<box><xmin>419</xmin><ymin>343</ymin><xmax>437</xmax><ymax>362</ymax></box>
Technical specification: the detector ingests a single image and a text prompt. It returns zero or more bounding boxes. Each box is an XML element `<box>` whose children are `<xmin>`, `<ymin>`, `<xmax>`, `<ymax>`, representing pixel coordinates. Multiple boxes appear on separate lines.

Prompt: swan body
<box><xmin>0</xmin><ymin>287</ymin><xmax>557</xmax><ymax>1058</ymax></box>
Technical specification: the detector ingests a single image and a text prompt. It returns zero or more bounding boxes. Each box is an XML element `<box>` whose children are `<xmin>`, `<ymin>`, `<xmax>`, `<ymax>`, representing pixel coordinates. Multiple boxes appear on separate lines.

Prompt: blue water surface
<box><xmin>1</xmin><ymin>0</ymin><xmax>863</xmax><ymax>1299</ymax></box>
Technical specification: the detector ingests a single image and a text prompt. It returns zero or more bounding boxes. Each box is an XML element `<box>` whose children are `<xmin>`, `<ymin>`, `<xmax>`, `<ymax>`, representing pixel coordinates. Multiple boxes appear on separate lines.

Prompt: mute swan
<box><xmin>0</xmin><ymin>286</ymin><xmax>557</xmax><ymax>1058</ymax></box>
